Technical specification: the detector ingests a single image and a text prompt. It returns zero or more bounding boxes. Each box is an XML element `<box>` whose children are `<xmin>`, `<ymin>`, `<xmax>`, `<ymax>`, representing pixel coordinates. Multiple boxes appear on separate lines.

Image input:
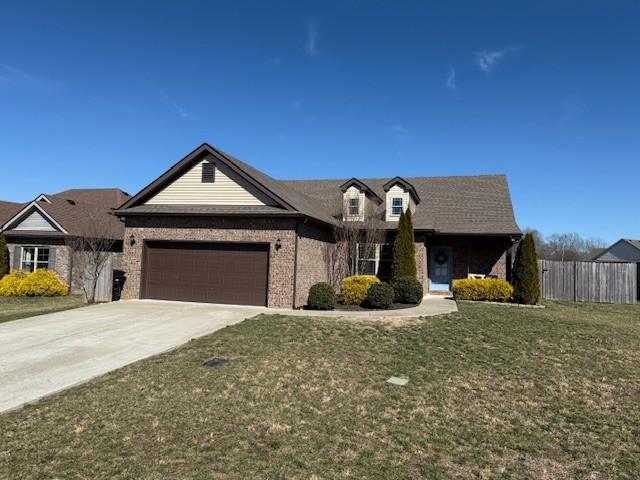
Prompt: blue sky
<box><xmin>1</xmin><ymin>1</ymin><xmax>638</xmax><ymax>242</ymax></box>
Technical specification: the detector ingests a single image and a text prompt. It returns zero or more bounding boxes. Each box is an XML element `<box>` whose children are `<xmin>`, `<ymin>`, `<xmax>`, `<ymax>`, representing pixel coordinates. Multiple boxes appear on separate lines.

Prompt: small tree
<box><xmin>391</xmin><ymin>209</ymin><xmax>416</xmax><ymax>280</ymax></box>
<box><xmin>66</xmin><ymin>214</ymin><xmax>115</xmax><ymax>303</ymax></box>
<box><xmin>0</xmin><ymin>234</ymin><xmax>9</xmax><ymax>278</ymax></box>
<box><xmin>512</xmin><ymin>232</ymin><xmax>540</xmax><ymax>304</ymax></box>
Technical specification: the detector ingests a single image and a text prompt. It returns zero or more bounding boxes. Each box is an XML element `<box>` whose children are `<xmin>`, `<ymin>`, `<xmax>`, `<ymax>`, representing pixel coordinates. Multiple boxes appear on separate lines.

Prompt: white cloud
<box><xmin>306</xmin><ymin>22</ymin><xmax>319</xmax><ymax>56</ymax></box>
<box><xmin>446</xmin><ymin>68</ymin><xmax>456</xmax><ymax>90</ymax></box>
<box><xmin>475</xmin><ymin>46</ymin><xmax>519</xmax><ymax>74</ymax></box>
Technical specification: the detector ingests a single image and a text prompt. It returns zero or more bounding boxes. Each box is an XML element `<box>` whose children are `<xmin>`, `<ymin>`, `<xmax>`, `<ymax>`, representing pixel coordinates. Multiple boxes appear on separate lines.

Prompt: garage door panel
<box><xmin>142</xmin><ymin>241</ymin><xmax>269</xmax><ymax>306</ymax></box>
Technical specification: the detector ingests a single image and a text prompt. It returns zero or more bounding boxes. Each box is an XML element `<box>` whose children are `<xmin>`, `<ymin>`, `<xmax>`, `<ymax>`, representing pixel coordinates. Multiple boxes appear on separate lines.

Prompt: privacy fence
<box><xmin>538</xmin><ymin>260</ymin><xmax>638</xmax><ymax>305</ymax></box>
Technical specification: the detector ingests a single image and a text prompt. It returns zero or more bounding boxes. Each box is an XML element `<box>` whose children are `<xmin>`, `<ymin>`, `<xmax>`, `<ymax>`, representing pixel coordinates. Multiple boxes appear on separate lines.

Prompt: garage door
<box><xmin>142</xmin><ymin>241</ymin><xmax>269</xmax><ymax>306</ymax></box>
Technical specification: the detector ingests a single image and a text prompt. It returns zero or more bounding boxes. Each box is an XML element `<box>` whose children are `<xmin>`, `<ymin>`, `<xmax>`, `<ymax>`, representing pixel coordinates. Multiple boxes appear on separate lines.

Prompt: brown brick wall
<box><xmin>294</xmin><ymin>222</ymin><xmax>335</xmax><ymax>308</ymax></box>
<box><xmin>425</xmin><ymin>236</ymin><xmax>512</xmax><ymax>284</ymax></box>
<box><xmin>6</xmin><ymin>241</ymin><xmax>74</xmax><ymax>287</ymax></box>
<box><xmin>121</xmin><ymin>216</ymin><xmax>297</xmax><ymax>308</ymax></box>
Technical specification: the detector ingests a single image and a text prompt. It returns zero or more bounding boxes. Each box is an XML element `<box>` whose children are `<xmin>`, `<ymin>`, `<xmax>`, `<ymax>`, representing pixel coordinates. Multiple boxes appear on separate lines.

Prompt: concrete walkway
<box><xmin>0</xmin><ymin>296</ymin><xmax>456</xmax><ymax>414</ymax></box>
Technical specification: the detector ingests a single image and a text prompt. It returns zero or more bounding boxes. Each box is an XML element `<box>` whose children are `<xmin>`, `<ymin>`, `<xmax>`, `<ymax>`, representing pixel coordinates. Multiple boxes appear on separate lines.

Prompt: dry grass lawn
<box><xmin>0</xmin><ymin>301</ymin><xmax>639</xmax><ymax>479</ymax></box>
<box><xmin>0</xmin><ymin>295</ymin><xmax>85</xmax><ymax>324</ymax></box>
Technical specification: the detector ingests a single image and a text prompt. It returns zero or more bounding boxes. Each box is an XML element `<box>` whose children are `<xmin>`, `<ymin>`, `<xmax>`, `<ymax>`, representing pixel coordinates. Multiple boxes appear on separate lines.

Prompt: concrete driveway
<box><xmin>0</xmin><ymin>300</ymin><xmax>266</xmax><ymax>414</ymax></box>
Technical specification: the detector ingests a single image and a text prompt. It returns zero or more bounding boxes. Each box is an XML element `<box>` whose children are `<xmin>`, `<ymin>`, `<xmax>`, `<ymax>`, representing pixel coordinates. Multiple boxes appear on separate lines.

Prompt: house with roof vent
<box><xmin>114</xmin><ymin>143</ymin><xmax>521</xmax><ymax>308</ymax></box>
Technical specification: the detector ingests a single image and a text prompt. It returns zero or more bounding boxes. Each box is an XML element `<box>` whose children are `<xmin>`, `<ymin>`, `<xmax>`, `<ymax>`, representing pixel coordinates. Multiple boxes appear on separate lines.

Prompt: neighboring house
<box><xmin>114</xmin><ymin>143</ymin><xmax>521</xmax><ymax>308</ymax></box>
<box><xmin>592</xmin><ymin>239</ymin><xmax>640</xmax><ymax>262</ymax></box>
<box><xmin>0</xmin><ymin>189</ymin><xmax>130</xmax><ymax>292</ymax></box>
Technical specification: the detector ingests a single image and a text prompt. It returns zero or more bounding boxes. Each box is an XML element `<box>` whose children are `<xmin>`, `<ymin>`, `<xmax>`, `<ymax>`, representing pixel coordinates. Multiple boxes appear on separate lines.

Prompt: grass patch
<box><xmin>0</xmin><ymin>295</ymin><xmax>85</xmax><ymax>324</ymax></box>
<box><xmin>1</xmin><ymin>302</ymin><xmax>639</xmax><ymax>478</ymax></box>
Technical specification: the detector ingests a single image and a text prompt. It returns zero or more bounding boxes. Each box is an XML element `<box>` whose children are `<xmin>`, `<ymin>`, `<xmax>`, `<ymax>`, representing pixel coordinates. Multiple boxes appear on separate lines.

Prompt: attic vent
<box><xmin>66</xmin><ymin>199</ymin><xmax>76</xmax><ymax>205</ymax></box>
<box><xmin>202</xmin><ymin>162</ymin><xmax>215</xmax><ymax>183</ymax></box>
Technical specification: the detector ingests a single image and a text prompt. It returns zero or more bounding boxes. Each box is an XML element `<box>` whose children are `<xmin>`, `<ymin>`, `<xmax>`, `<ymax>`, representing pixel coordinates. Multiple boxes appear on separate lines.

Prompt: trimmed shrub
<box><xmin>365</xmin><ymin>282</ymin><xmax>394</xmax><ymax>309</ymax></box>
<box><xmin>512</xmin><ymin>233</ymin><xmax>540</xmax><ymax>305</ymax></box>
<box><xmin>0</xmin><ymin>270</ymin><xmax>28</xmax><ymax>296</ymax></box>
<box><xmin>391</xmin><ymin>276</ymin><xmax>423</xmax><ymax>304</ymax></box>
<box><xmin>17</xmin><ymin>269</ymin><xmax>69</xmax><ymax>297</ymax></box>
<box><xmin>307</xmin><ymin>282</ymin><xmax>337</xmax><ymax>310</ymax></box>
<box><xmin>391</xmin><ymin>209</ymin><xmax>417</xmax><ymax>280</ymax></box>
<box><xmin>341</xmin><ymin>275</ymin><xmax>380</xmax><ymax>305</ymax></box>
<box><xmin>0</xmin><ymin>234</ymin><xmax>8</xmax><ymax>278</ymax></box>
<box><xmin>452</xmin><ymin>278</ymin><xmax>514</xmax><ymax>303</ymax></box>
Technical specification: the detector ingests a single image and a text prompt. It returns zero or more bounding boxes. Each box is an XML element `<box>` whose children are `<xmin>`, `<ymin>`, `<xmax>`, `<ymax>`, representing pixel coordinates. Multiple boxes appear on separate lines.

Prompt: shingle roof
<box><xmin>52</xmin><ymin>188</ymin><xmax>130</xmax><ymax>207</ymax></box>
<box><xmin>1</xmin><ymin>189</ymin><xmax>130</xmax><ymax>240</ymax></box>
<box><xmin>0</xmin><ymin>201</ymin><xmax>21</xmax><ymax>226</ymax></box>
<box><xmin>281</xmin><ymin>175</ymin><xmax>520</xmax><ymax>235</ymax></box>
<box><xmin>626</xmin><ymin>239</ymin><xmax>640</xmax><ymax>250</ymax></box>
<box><xmin>117</xmin><ymin>143</ymin><xmax>520</xmax><ymax>236</ymax></box>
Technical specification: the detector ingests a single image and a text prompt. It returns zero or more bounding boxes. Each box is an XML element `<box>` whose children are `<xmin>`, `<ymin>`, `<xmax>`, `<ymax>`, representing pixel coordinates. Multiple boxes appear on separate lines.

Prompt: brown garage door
<box><xmin>142</xmin><ymin>241</ymin><xmax>269</xmax><ymax>306</ymax></box>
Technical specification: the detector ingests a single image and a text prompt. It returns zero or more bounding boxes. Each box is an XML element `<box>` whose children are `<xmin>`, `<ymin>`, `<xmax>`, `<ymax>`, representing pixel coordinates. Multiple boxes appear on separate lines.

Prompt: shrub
<box><xmin>341</xmin><ymin>275</ymin><xmax>380</xmax><ymax>305</ymax></box>
<box><xmin>512</xmin><ymin>233</ymin><xmax>540</xmax><ymax>305</ymax></box>
<box><xmin>365</xmin><ymin>282</ymin><xmax>394</xmax><ymax>309</ymax></box>
<box><xmin>17</xmin><ymin>269</ymin><xmax>69</xmax><ymax>297</ymax></box>
<box><xmin>391</xmin><ymin>209</ymin><xmax>417</xmax><ymax>280</ymax></box>
<box><xmin>452</xmin><ymin>278</ymin><xmax>514</xmax><ymax>303</ymax></box>
<box><xmin>0</xmin><ymin>270</ymin><xmax>28</xmax><ymax>296</ymax></box>
<box><xmin>391</xmin><ymin>276</ymin><xmax>423</xmax><ymax>304</ymax></box>
<box><xmin>307</xmin><ymin>282</ymin><xmax>337</xmax><ymax>310</ymax></box>
<box><xmin>0</xmin><ymin>234</ymin><xmax>8</xmax><ymax>278</ymax></box>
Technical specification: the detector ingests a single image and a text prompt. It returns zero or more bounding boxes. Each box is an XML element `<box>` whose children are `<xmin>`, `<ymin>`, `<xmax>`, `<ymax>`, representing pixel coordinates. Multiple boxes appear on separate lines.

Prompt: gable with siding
<box><xmin>10</xmin><ymin>209</ymin><xmax>58</xmax><ymax>232</ymax></box>
<box><xmin>145</xmin><ymin>160</ymin><xmax>278</xmax><ymax>206</ymax></box>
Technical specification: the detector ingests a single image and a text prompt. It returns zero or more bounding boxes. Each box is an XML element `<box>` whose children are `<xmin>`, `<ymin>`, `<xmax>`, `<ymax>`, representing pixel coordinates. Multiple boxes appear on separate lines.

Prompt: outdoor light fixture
<box><xmin>129</xmin><ymin>234</ymin><xmax>136</xmax><ymax>246</ymax></box>
<box><xmin>275</xmin><ymin>238</ymin><xmax>282</xmax><ymax>250</ymax></box>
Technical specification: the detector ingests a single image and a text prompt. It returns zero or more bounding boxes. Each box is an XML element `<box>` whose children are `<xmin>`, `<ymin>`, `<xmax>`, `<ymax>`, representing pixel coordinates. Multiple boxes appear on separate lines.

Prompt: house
<box><xmin>114</xmin><ymin>143</ymin><xmax>521</xmax><ymax>308</ymax></box>
<box><xmin>0</xmin><ymin>189</ymin><xmax>130</xmax><ymax>292</ymax></box>
<box><xmin>591</xmin><ymin>239</ymin><xmax>640</xmax><ymax>263</ymax></box>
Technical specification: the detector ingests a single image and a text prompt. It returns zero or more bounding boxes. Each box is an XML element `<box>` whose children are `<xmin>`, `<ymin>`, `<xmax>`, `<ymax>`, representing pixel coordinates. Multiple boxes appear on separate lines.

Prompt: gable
<box><xmin>145</xmin><ymin>159</ymin><xmax>279</xmax><ymax>206</ymax></box>
<box><xmin>10</xmin><ymin>209</ymin><xmax>59</xmax><ymax>232</ymax></box>
<box><xmin>597</xmin><ymin>240</ymin><xmax>640</xmax><ymax>262</ymax></box>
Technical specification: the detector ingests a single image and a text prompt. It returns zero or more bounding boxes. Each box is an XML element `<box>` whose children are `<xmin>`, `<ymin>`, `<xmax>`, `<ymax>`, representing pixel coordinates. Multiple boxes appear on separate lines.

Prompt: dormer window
<box><xmin>391</xmin><ymin>197</ymin><xmax>403</xmax><ymax>216</ymax></box>
<box><xmin>201</xmin><ymin>162</ymin><xmax>215</xmax><ymax>183</ymax></box>
<box><xmin>348</xmin><ymin>197</ymin><xmax>360</xmax><ymax>217</ymax></box>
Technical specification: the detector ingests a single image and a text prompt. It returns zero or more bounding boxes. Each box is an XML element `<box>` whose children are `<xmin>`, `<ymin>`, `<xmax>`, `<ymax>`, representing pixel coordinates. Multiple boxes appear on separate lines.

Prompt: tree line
<box><xmin>524</xmin><ymin>229</ymin><xmax>608</xmax><ymax>262</ymax></box>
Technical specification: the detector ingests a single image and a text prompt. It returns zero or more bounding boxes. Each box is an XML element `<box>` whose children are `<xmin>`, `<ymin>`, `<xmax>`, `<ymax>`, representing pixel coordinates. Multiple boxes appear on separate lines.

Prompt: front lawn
<box><xmin>0</xmin><ymin>295</ymin><xmax>85</xmax><ymax>324</ymax></box>
<box><xmin>1</xmin><ymin>302</ymin><xmax>639</xmax><ymax>478</ymax></box>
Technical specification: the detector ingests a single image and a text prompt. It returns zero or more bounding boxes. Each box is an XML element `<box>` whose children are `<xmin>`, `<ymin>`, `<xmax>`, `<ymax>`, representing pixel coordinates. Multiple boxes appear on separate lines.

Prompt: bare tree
<box><xmin>66</xmin><ymin>213</ymin><xmax>116</xmax><ymax>303</ymax></box>
<box><xmin>523</xmin><ymin>228</ymin><xmax>608</xmax><ymax>261</ymax></box>
<box><xmin>324</xmin><ymin>201</ymin><xmax>386</xmax><ymax>288</ymax></box>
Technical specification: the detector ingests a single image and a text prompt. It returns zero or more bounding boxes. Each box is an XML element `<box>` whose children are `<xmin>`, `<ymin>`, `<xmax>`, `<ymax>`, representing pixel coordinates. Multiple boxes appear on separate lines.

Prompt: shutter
<box><xmin>48</xmin><ymin>247</ymin><xmax>56</xmax><ymax>271</ymax></box>
<box><xmin>13</xmin><ymin>246</ymin><xmax>21</xmax><ymax>270</ymax></box>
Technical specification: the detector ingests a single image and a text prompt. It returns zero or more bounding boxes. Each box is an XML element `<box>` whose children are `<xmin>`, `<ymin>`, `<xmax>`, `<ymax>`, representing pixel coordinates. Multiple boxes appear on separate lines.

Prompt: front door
<box><xmin>429</xmin><ymin>247</ymin><xmax>453</xmax><ymax>292</ymax></box>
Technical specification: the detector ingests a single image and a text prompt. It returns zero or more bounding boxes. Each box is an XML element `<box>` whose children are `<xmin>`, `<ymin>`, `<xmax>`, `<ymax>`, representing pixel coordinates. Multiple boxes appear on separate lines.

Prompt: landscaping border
<box><xmin>456</xmin><ymin>300</ymin><xmax>545</xmax><ymax>309</ymax></box>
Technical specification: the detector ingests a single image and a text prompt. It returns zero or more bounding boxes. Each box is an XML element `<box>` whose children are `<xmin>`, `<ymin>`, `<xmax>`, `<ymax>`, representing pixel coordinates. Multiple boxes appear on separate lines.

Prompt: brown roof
<box><xmin>1</xmin><ymin>189</ymin><xmax>130</xmax><ymax>240</ymax></box>
<box><xmin>117</xmin><ymin>143</ymin><xmax>520</xmax><ymax>236</ymax></box>
<box><xmin>282</xmin><ymin>175</ymin><xmax>520</xmax><ymax>235</ymax></box>
<box><xmin>52</xmin><ymin>188</ymin><xmax>130</xmax><ymax>207</ymax></box>
<box><xmin>0</xmin><ymin>201</ymin><xmax>21</xmax><ymax>225</ymax></box>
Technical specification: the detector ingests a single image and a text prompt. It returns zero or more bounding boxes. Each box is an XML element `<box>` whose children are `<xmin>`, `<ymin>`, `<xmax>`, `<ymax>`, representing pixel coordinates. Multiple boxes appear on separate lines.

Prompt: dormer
<box><xmin>382</xmin><ymin>177</ymin><xmax>420</xmax><ymax>221</ymax></box>
<box><xmin>339</xmin><ymin>178</ymin><xmax>382</xmax><ymax>221</ymax></box>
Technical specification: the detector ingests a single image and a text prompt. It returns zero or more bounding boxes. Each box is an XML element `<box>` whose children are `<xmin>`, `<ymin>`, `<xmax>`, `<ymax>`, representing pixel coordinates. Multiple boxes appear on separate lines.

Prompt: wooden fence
<box><xmin>538</xmin><ymin>260</ymin><xmax>637</xmax><ymax>304</ymax></box>
<box><xmin>82</xmin><ymin>253</ymin><xmax>114</xmax><ymax>303</ymax></box>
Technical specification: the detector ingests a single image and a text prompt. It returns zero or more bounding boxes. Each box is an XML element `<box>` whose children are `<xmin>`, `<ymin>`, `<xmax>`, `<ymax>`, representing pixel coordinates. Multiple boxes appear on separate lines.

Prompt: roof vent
<box><xmin>66</xmin><ymin>199</ymin><xmax>76</xmax><ymax>205</ymax></box>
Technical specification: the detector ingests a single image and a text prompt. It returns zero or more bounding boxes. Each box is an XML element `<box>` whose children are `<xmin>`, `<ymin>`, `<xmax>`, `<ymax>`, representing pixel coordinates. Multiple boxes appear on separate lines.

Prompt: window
<box><xmin>391</xmin><ymin>197</ymin><xmax>404</xmax><ymax>216</ymax></box>
<box><xmin>348</xmin><ymin>197</ymin><xmax>360</xmax><ymax>217</ymax></box>
<box><xmin>201</xmin><ymin>162</ymin><xmax>216</xmax><ymax>183</ymax></box>
<box><xmin>354</xmin><ymin>243</ymin><xmax>392</xmax><ymax>278</ymax></box>
<box><xmin>21</xmin><ymin>246</ymin><xmax>50</xmax><ymax>272</ymax></box>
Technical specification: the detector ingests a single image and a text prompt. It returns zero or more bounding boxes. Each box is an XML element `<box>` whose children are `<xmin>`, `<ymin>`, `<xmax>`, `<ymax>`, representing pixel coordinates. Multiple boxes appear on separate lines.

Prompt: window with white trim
<box><xmin>21</xmin><ymin>246</ymin><xmax>50</xmax><ymax>272</ymax></box>
<box><xmin>391</xmin><ymin>197</ymin><xmax>404</xmax><ymax>216</ymax></box>
<box><xmin>354</xmin><ymin>243</ymin><xmax>393</xmax><ymax>277</ymax></box>
<box><xmin>347</xmin><ymin>197</ymin><xmax>360</xmax><ymax>217</ymax></box>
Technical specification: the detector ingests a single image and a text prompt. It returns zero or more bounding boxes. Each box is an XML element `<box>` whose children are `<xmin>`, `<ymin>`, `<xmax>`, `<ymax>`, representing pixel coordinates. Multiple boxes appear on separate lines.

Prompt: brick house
<box><xmin>0</xmin><ymin>189</ymin><xmax>129</xmax><ymax>292</ymax></box>
<box><xmin>113</xmin><ymin>143</ymin><xmax>521</xmax><ymax>308</ymax></box>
